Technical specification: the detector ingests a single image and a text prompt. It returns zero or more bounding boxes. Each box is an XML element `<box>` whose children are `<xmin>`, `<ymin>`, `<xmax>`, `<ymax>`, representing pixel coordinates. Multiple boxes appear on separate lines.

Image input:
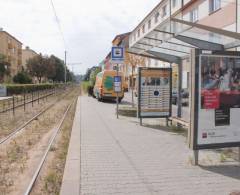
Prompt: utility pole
<box><xmin>64</xmin><ymin>50</ymin><xmax>67</xmax><ymax>83</ymax></box>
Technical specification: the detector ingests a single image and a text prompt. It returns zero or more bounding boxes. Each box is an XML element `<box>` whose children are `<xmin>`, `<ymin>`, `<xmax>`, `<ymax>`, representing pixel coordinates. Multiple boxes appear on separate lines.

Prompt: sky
<box><xmin>0</xmin><ymin>0</ymin><xmax>160</xmax><ymax>74</ymax></box>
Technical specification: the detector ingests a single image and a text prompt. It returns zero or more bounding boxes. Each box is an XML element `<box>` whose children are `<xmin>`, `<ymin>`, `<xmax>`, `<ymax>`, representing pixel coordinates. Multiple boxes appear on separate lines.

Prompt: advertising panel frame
<box><xmin>190</xmin><ymin>49</ymin><xmax>240</xmax><ymax>150</ymax></box>
<box><xmin>138</xmin><ymin>67</ymin><xmax>172</xmax><ymax>119</ymax></box>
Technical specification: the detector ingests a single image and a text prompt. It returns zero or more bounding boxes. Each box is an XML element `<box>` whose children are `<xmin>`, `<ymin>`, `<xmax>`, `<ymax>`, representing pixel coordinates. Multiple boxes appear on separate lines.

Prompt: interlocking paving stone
<box><xmin>78</xmin><ymin>96</ymin><xmax>240</xmax><ymax>195</ymax></box>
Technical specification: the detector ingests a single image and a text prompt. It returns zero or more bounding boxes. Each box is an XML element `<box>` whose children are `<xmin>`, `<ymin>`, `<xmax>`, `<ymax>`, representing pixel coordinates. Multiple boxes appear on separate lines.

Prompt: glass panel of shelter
<box><xmin>170</xmin><ymin>19</ymin><xmax>240</xmax><ymax>49</ymax></box>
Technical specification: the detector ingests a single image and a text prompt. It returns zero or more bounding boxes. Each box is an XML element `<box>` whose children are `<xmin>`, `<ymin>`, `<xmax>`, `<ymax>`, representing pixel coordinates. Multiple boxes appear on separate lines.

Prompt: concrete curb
<box><xmin>60</xmin><ymin>97</ymin><xmax>81</xmax><ymax>195</ymax></box>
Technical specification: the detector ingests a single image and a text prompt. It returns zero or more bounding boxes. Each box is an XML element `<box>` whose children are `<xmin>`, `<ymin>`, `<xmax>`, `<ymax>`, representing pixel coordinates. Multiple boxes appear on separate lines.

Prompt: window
<box><xmin>137</xmin><ymin>29</ymin><xmax>140</xmax><ymax>37</ymax></box>
<box><xmin>162</xmin><ymin>5</ymin><xmax>167</xmax><ymax>17</ymax></box>
<box><xmin>190</xmin><ymin>8</ymin><xmax>198</xmax><ymax>22</ymax></box>
<box><xmin>154</xmin><ymin>12</ymin><xmax>160</xmax><ymax>23</ymax></box>
<box><xmin>209</xmin><ymin>0</ymin><xmax>221</xmax><ymax>13</ymax></box>
<box><xmin>172</xmin><ymin>0</ymin><xmax>177</xmax><ymax>8</ymax></box>
<box><xmin>148</xmin><ymin>19</ymin><xmax>151</xmax><ymax>29</ymax></box>
<box><xmin>142</xmin><ymin>24</ymin><xmax>145</xmax><ymax>34</ymax></box>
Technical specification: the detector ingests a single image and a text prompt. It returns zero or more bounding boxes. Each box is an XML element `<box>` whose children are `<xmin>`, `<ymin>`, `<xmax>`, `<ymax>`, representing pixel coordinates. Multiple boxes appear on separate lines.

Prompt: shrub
<box><xmin>5</xmin><ymin>83</ymin><xmax>67</xmax><ymax>95</ymax></box>
<box><xmin>13</xmin><ymin>72</ymin><xmax>32</xmax><ymax>84</ymax></box>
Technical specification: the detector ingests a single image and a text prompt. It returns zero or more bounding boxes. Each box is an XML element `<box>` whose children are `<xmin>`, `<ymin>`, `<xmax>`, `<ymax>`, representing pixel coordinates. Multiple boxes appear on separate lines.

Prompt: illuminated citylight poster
<box><xmin>138</xmin><ymin>68</ymin><xmax>172</xmax><ymax>118</ymax></box>
<box><xmin>190</xmin><ymin>50</ymin><xmax>240</xmax><ymax>149</ymax></box>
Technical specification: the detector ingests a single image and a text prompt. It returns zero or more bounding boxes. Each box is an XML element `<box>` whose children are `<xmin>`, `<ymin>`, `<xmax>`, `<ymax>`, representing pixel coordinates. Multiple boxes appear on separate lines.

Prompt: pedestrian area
<box><xmin>61</xmin><ymin>96</ymin><xmax>240</xmax><ymax>195</ymax></box>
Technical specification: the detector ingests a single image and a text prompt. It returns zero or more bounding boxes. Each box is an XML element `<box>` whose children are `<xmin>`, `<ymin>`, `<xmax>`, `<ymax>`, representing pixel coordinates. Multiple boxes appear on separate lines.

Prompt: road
<box><xmin>78</xmin><ymin>95</ymin><xmax>240</xmax><ymax>195</ymax></box>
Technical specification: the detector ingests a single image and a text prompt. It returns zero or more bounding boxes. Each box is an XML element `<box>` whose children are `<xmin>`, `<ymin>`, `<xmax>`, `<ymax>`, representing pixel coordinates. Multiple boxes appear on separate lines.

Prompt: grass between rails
<box><xmin>31</xmin><ymin>98</ymin><xmax>77</xmax><ymax>195</ymax></box>
<box><xmin>0</xmin><ymin>87</ymin><xmax>80</xmax><ymax>195</ymax></box>
<box><xmin>81</xmin><ymin>81</ymin><xmax>90</xmax><ymax>94</ymax></box>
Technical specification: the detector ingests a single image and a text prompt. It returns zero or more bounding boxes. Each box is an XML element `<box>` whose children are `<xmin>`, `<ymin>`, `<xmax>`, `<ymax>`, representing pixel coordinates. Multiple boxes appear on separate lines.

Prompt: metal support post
<box><xmin>193</xmin><ymin>150</ymin><xmax>199</xmax><ymax>166</ymax></box>
<box><xmin>177</xmin><ymin>61</ymin><xmax>183</xmax><ymax>121</ymax></box>
<box><xmin>140</xmin><ymin>118</ymin><xmax>143</xmax><ymax>126</ymax></box>
<box><xmin>131</xmin><ymin>66</ymin><xmax>134</xmax><ymax>107</ymax></box>
<box><xmin>116</xmin><ymin>64</ymin><xmax>119</xmax><ymax>119</ymax></box>
<box><xmin>32</xmin><ymin>91</ymin><xmax>34</xmax><ymax>107</ymax></box>
<box><xmin>65</xmin><ymin>51</ymin><xmax>67</xmax><ymax>83</ymax></box>
<box><xmin>38</xmin><ymin>91</ymin><xmax>40</xmax><ymax>104</ymax></box>
<box><xmin>24</xmin><ymin>92</ymin><xmax>26</xmax><ymax>112</ymax></box>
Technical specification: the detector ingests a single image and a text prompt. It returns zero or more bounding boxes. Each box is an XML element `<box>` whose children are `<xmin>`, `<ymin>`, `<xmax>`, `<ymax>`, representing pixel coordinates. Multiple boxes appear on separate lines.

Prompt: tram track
<box><xmin>0</xmin><ymin>86</ymin><xmax>79</xmax><ymax>195</ymax></box>
<box><xmin>23</xmin><ymin>101</ymin><xmax>74</xmax><ymax>195</ymax></box>
<box><xmin>0</xmin><ymin>87</ymin><xmax>77</xmax><ymax>146</ymax></box>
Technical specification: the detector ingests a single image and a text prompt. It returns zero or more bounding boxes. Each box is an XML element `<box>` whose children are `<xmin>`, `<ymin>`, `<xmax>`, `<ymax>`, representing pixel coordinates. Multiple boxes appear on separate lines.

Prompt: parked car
<box><xmin>94</xmin><ymin>70</ymin><xmax>124</xmax><ymax>102</ymax></box>
<box><xmin>172</xmin><ymin>89</ymin><xmax>189</xmax><ymax>106</ymax></box>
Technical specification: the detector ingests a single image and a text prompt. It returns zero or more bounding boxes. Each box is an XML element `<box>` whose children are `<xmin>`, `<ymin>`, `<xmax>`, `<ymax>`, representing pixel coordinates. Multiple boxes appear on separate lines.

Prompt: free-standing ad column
<box><xmin>191</xmin><ymin>50</ymin><xmax>240</xmax><ymax>149</ymax></box>
<box><xmin>138</xmin><ymin>68</ymin><xmax>172</xmax><ymax>118</ymax></box>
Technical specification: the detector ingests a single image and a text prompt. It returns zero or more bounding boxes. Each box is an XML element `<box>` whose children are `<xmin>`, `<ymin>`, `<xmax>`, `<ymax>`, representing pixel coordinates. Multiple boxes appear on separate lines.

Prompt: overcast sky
<box><xmin>0</xmin><ymin>0</ymin><xmax>160</xmax><ymax>74</ymax></box>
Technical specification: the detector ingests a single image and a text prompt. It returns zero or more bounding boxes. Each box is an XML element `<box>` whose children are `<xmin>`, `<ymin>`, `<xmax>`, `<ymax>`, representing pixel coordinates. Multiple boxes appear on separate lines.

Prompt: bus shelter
<box><xmin>128</xmin><ymin>17</ymin><xmax>240</xmax><ymax>120</ymax></box>
<box><xmin>128</xmin><ymin>17</ymin><xmax>240</xmax><ymax>164</ymax></box>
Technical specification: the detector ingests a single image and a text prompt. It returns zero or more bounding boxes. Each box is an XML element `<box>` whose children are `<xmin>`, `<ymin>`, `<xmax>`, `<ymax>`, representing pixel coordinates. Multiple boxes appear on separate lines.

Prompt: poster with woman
<box><xmin>197</xmin><ymin>54</ymin><xmax>240</xmax><ymax>148</ymax></box>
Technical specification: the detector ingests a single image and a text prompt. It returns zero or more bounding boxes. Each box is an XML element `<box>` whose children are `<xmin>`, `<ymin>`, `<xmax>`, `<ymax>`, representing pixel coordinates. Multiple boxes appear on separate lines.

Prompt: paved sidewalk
<box><xmin>63</xmin><ymin>96</ymin><xmax>240</xmax><ymax>195</ymax></box>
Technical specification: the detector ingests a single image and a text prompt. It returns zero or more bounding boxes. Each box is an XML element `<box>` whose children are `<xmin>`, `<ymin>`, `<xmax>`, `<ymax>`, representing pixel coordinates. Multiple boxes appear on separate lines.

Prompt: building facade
<box><xmin>129</xmin><ymin>0</ymin><xmax>239</xmax><ymax>90</ymax></box>
<box><xmin>22</xmin><ymin>46</ymin><xmax>38</xmax><ymax>70</ymax></box>
<box><xmin>0</xmin><ymin>29</ymin><xmax>22</xmax><ymax>77</ymax></box>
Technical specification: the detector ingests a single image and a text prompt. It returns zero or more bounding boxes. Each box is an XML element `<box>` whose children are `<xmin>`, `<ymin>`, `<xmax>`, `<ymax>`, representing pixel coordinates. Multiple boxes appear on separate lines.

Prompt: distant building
<box><xmin>101</xmin><ymin>52</ymin><xmax>112</xmax><ymax>70</ymax></box>
<box><xmin>0</xmin><ymin>29</ymin><xmax>22</xmax><ymax>76</ymax></box>
<box><xmin>22</xmin><ymin>46</ymin><xmax>38</xmax><ymax>70</ymax></box>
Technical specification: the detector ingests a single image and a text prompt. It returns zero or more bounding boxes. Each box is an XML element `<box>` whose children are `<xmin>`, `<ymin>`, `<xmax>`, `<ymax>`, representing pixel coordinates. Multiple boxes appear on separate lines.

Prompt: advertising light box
<box><xmin>138</xmin><ymin>68</ymin><xmax>172</xmax><ymax>118</ymax></box>
<box><xmin>190</xmin><ymin>50</ymin><xmax>240</xmax><ymax>150</ymax></box>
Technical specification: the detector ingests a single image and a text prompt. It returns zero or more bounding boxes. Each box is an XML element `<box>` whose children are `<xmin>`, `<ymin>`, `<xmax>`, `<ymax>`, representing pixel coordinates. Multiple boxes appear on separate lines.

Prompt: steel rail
<box><xmin>24</xmin><ymin>101</ymin><xmax>74</xmax><ymax>195</ymax></box>
<box><xmin>0</xmin><ymin>88</ymin><xmax>73</xmax><ymax>145</ymax></box>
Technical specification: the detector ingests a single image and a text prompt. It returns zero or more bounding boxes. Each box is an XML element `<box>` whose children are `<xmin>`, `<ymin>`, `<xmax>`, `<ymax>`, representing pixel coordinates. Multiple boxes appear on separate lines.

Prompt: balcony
<box><xmin>18</xmin><ymin>49</ymin><xmax>22</xmax><ymax>56</ymax></box>
<box><xmin>8</xmin><ymin>42</ymin><xmax>13</xmax><ymax>49</ymax></box>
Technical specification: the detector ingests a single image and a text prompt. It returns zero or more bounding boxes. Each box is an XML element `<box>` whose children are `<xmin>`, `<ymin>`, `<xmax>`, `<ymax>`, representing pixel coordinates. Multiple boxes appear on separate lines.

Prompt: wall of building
<box><xmin>0</xmin><ymin>31</ymin><xmax>22</xmax><ymax>76</ymax></box>
<box><xmin>22</xmin><ymin>47</ymin><xmax>38</xmax><ymax>70</ymax></box>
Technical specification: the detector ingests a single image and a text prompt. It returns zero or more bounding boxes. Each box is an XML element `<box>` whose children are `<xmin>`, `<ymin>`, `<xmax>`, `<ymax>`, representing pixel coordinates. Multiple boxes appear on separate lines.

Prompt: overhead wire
<box><xmin>49</xmin><ymin>0</ymin><xmax>67</xmax><ymax>50</ymax></box>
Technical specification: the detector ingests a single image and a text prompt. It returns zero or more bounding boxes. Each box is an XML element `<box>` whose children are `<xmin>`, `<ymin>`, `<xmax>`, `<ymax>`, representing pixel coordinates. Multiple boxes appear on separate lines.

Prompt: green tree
<box><xmin>89</xmin><ymin>67</ymin><xmax>101</xmax><ymax>86</ymax></box>
<box><xmin>27</xmin><ymin>54</ymin><xmax>49</xmax><ymax>83</ymax></box>
<box><xmin>67</xmin><ymin>69</ymin><xmax>76</xmax><ymax>82</ymax></box>
<box><xmin>48</xmin><ymin>55</ymin><xmax>65</xmax><ymax>82</ymax></box>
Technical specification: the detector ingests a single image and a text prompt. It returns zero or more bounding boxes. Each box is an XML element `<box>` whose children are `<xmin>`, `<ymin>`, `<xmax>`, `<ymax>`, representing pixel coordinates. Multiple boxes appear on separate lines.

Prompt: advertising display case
<box><xmin>190</xmin><ymin>49</ymin><xmax>240</xmax><ymax>150</ymax></box>
<box><xmin>138</xmin><ymin>67</ymin><xmax>172</xmax><ymax>119</ymax></box>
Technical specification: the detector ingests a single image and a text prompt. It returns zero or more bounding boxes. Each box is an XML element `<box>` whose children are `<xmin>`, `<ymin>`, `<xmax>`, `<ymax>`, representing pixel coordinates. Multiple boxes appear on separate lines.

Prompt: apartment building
<box><xmin>129</xmin><ymin>0</ymin><xmax>239</xmax><ymax>90</ymax></box>
<box><xmin>0</xmin><ymin>29</ymin><xmax>22</xmax><ymax>77</ymax></box>
<box><xmin>22</xmin><ymin>46</ymin><xmax>38</xmax><ymax>70</ymax></box>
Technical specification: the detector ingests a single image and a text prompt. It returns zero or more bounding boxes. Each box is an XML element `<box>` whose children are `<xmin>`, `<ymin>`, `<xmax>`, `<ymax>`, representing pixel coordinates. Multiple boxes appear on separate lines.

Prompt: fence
<box><xmin>0</xmin><ymin>85</ymin><xmax>68</xmax><ymax>115</ymax></box>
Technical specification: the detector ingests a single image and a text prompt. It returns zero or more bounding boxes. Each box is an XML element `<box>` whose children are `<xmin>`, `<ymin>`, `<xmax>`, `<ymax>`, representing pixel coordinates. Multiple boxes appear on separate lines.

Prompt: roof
<box><xmin>22</xmin><ymin>47</ymin><xmax>38</xmax><ymax>55</ymax></box>
<box><xmin>0</xmin><ymin>31</ymin><xmax>22</xmax><ymax>44</ymax></box>
<box><xmin>112</xmin><ymin>32</ymin><xmax>131</xmax><ymax>43</ymax></box>
<box><xmin>131</xmin><ymin>0</ymin><xmax>166</xmax><ymax>33</ymax></box>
